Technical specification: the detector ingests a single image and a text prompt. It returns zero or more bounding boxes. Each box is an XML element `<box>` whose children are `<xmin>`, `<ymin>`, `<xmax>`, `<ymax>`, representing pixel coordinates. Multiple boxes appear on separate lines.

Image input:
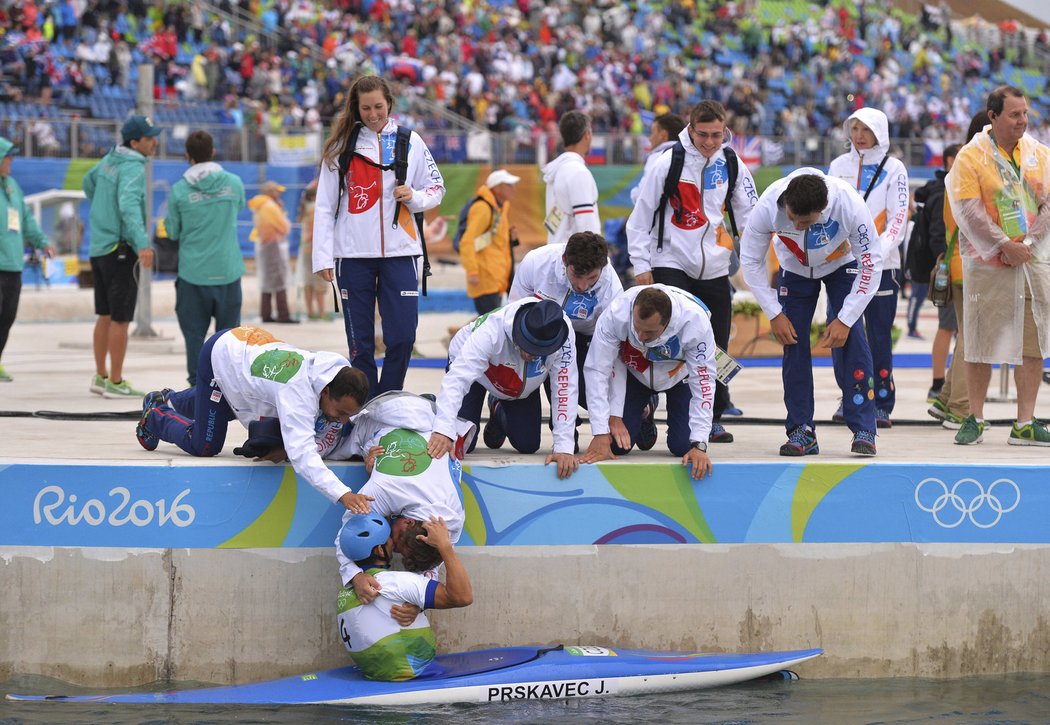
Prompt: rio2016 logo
<box><xmin>33</xmin><ymin>485</ymin><xmax>196</xmax><ymax>528</ymax></box>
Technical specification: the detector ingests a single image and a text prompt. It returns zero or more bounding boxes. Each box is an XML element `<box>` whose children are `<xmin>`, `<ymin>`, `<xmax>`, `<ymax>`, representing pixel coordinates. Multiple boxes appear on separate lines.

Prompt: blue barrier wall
<box><xmin>0</xmin><ymin>462</ymin><xmax>1034</xmax><ymax>548</ymax></box>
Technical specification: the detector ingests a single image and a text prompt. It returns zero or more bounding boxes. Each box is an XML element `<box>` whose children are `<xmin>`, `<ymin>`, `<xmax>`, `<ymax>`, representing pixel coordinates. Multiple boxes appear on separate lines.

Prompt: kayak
<box><xmin>5</xmin><ymin>645</ymin><xmax>822</xmax><ymax>706</ymax></box>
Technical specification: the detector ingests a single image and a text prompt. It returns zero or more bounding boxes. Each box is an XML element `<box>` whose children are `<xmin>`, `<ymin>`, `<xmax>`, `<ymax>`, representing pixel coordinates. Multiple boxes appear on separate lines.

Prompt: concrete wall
<box><xmin>4</xmin><ymin>542</ymin><xmax>1050</xmax><ymax>686</ymax></box>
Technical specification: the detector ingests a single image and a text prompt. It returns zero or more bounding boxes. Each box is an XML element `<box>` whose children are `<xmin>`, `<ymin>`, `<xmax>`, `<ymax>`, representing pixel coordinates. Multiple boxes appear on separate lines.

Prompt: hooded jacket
<box><xmin>509</xmin><ymin>242</ymin><xmax>623</xmax><ymax>336</ymax></box>
<box><xmin>739</xmin><ymin>167</ymin><xmax>884</xmax><ymax>328</ymax></box>
<box><xmin>210</xmin><ymin>326</ymin><xmax>355</xmax><ymax>504</ymax></box>
<box><xmin>0</xmin><ymin>137</ymin><xmax>48</xmax><ymax>272</ymax></box>
<box><xmin>584</xmin><ymin>284</ymin><xmax>717</xmax><ymax>444</ymax></box>
<box><xmin>312</xmin><ymin>120</ymin><xmax>445</xmax><ymax>269</ymax></box>
<box><xmin>541</xmin><ymin>151</ymin><xmax>601</xmax><ymax>245</ymax></box>
<box><xmin>165</xmin><ymin>161</ymin><xmax>246</xmax><ymax>286</ymax></box>
<box><xmin>459</xmin><ymin>184</ymin><xmax>512</xmax><ymax>299</ymax></box>
<box><xmin>630</xmin><ymin>139</ymin><xmax>677</xmax><ymax>205</ymax></box>
<box><xmin>434</xmin><ymin>297</ymin><xmax>579</xmax><ymax>454</ymax></box>
<box><xmin>248</xmin><ymin>193</ymin><xmax>290</xmax><ymax>244</ymax></box>
<box><xmin>828</xmin><ymin>107</ymin><xmax>910</xmax><ymax>270</ymax></box>
<box><xmin>83</xmin><ymin>145</ymin><xmax>150</xmax><ymax>257</ymax></box>
<box><xmin>626</xmin><ymin>126</ymin><xmax>759</xmax><ymax>280</ymax></box>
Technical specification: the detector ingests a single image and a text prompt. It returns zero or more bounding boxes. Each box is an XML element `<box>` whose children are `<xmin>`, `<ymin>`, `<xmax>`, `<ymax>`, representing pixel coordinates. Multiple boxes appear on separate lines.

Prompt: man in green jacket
<box><xmin>83</xmin><ymin>115</ymin><xmax>160</xmax><ymax>398</ymax></box>
<box><xmin>165</xmin><ymin>130</ymin><xmax>246</xmax><ymax>385</ymax></box>
<box><xmin>0</xmin><ymin>137</ymin><xmax>54</xmax><ymax>382</ymax></box>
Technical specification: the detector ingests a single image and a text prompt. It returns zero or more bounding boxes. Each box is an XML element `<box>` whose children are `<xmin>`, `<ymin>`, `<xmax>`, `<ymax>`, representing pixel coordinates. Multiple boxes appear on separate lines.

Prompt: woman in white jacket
<box><xmin>313</xmin><ymin>76</ymin><xmax>446</xmax><ymax>397</ymax></box>
<box><xmin>828</xmin><ymin>107</ymin><xmax>910</xmax><ymax>427</ymax></box>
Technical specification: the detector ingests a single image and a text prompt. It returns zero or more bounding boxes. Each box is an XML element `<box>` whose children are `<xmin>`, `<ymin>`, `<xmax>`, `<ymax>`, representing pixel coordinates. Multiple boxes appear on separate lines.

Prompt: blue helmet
<box><xmin>339</xmin><ymin>514</ymin><xmax>391</xmax><ymax>562</ymax></box>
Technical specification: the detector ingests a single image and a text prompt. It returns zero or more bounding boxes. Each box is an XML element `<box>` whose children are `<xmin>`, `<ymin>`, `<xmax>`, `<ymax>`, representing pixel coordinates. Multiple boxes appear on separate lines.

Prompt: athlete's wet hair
<box><xmin>781</xmin><ymin>174</ymin><xmax>829</xmax><ymax>217</ymax></box>
<box><xmin>399</xmin><ymin>521</ymin><xmax>443</xmax><ymax>573</ymax></box>
<box><xmin>634</xmin><ymin>288</ymin><xmax>671</xmax><ymax>326</ymax></box>
<box><xmin>563</xmin><ymin>232</ymin><xmax>609</xmax><ymax>276</ymax></box>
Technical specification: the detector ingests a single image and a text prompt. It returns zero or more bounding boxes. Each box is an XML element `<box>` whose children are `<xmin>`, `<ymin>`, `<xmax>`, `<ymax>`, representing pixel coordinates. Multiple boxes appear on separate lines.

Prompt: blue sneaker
<box><xmin>851</xmin><ymin>430</ymin><xmax>877</xmax><ymax>456</ymax></box>
<box><xmin>637</xmin><ymin>394</ymin><xmax>659</xmax><ymax>451</ymax></box>
<box><xmin>780</xmin><ymin>425</ymin><xmax>818</xmax><ymax>456</ymax></box>
<box><xmin>832</xmin><ymin>399</ymin><xmax>845</xmax><ymax>424</ymax></box>
<box><xmin>875</xmin><ymin>408</ymin><xmax>892</xmax><ymax>429</ymax></box>
<box><xmin>723</xmin><ymin>404</ymin><xmax>743</xmax><ymax>416</ymax></box>
<box><xmin>709</xmin><ymin>422</ymin><xmax>734</xmax><ymax>443</ymax></box>
<box><xmin>135</xmin><ymin>389</ymin><xmax>171</xmax><ymax>452</ymax></box>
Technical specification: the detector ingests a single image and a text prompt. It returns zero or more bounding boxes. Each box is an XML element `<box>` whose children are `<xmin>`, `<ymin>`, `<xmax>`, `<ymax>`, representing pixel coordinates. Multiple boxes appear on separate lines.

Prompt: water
<box><xmin>3</xmin><ymin>674</ymin><xmax>1050</xmax><ymax>725</ymax></box>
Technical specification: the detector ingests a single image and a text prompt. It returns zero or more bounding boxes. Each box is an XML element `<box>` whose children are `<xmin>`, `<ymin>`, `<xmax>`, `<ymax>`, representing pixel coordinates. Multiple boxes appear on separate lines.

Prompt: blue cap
<box><xmin>339</xmin><ymin>514</ymin><xmax>391</xmax><ymax>562</ymax></box>
<box><xmin>121</xmin><ymin>115</ymin><xmax>162</xmax><ymax>144</ymax></box>
<box><xmin>512</xmin><ymin>299</ymin><xmax>569</xmax><ymax>357</ymax></box>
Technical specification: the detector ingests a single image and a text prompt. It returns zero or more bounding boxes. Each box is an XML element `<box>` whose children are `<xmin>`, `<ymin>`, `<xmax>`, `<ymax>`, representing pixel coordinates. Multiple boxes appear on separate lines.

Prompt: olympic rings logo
<box><xmin>914</xmin><ymin>477</ymin><xmax>1021</xmax><ymax>529</ymax></box>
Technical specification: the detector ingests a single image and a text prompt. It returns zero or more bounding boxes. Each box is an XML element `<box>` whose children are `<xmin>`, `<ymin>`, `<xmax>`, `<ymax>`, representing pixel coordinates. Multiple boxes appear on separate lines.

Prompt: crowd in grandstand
<box><xmin>1</xmin><ymin>0</ymin><xmax>1049</xmax><ymax>148</ymax></box>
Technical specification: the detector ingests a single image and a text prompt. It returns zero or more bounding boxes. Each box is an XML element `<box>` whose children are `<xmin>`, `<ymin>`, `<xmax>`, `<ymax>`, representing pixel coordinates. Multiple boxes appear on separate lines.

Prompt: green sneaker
<box><xmin>102</xmin><ymin>378</ymin><xmax>144</xmax><ymax>398</ymax></box>
<box><xmin>927</xmin><ymin>398</ymin><xmax>948</xmax><ymax>422</ymax></box>
<box><xmin>954</xmin><ymin>415</ymin><xmax>986</xmax><ymax>445</ymax></box>
<box><xmin>1008</xmin><ymin>419</ymin><xmax>1050</xmax><ymax>447</ymax></box>
<box><xmin>0</xmin><ymin>364</ymin><xmax>11</xmax><ymax>382</ymax></box>
<box><xmin>90</xmin><ymin>374</ymin><xmax>107</xmax><ymax>395</ymax></box>
<box><xmin>941</xmin><ymin>411</ymin><xmax>966</xmax><ymax>430</ymax></box>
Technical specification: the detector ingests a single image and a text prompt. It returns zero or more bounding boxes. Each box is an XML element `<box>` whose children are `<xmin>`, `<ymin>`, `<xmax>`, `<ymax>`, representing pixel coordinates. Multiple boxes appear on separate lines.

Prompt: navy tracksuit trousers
<box><xmin>779</xmin><ymin>263</ymin><xmax>876</xmax><ymax>435</ymax></box>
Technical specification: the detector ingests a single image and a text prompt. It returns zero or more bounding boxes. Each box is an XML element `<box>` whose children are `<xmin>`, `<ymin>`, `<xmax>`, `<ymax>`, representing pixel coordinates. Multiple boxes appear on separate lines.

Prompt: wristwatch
<box><xmin>690</xmin><ymin>441</ymin><xmax>708</xmax><ymax>453</ymax></box>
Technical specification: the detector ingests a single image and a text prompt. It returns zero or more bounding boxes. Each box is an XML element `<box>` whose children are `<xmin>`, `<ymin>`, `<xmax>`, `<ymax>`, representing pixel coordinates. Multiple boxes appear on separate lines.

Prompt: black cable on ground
<box><xmin>0</xmin><ymin>410</ymin><xmax>139</xmax><ymax>420</ymax></box>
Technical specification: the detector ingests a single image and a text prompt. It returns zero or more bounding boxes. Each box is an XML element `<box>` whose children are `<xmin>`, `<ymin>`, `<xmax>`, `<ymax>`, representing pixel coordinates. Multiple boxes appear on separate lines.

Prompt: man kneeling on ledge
<box><xmin>336</xmin><ymin>514</ymin><xmax>473</xmax><ymax>681</ymax></box>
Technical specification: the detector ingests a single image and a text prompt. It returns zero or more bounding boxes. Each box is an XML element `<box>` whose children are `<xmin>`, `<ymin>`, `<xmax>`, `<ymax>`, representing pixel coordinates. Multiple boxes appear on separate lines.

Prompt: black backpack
<box><xmin>334</xmin><ymin>123</ymin><xmax>432</xmax><ymax>294</ymax></box>
<box><xmin>905</xmin><ymin>198</ymin><xmax>936</xmax><ymax>282</ymax></box>
<box><xmin>650</xmin><ymin>143</ymin><xmax>740</xmax><ymax>253</ymax></box>
<box><xmin>451</xmin><ymin>195</ymin><xmax>494</xmax><ymax>253</ymax></box>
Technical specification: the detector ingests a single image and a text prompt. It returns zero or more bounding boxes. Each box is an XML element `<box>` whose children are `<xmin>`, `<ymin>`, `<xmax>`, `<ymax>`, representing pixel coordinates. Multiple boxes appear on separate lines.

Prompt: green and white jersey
<box><xmin>336</xmin><ymin>568</ymin><xmax>438</xmax><ymax>681</ymax></box>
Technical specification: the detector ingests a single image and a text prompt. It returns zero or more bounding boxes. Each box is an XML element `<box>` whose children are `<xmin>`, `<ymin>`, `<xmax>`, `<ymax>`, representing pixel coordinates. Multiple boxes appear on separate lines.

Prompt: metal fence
<box><xmin>4</xmin><ymin>114</ymin><xmax>947</xmax><ymax>169</ymax></box>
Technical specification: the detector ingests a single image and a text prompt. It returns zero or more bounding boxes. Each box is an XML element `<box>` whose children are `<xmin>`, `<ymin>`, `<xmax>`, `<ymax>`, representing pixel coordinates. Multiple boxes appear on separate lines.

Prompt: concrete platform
<box><xmin>3</xmin><ymin>274</ymin><xmax>1050</xmax><ymax>686</ymax></box>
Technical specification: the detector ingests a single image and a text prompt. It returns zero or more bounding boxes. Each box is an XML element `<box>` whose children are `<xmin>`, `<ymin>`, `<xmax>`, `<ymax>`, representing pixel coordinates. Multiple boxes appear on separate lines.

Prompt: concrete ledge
<box><xmin>4</xmin><ymin>543</ymin><xmax>1050</xmax><ymax>685</ymax></box>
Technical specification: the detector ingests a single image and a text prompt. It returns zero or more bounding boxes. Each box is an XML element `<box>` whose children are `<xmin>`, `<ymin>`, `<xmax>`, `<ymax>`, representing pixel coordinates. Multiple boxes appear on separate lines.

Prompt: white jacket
<box><xmin>210</xmin><ymin>327</ymin><xmax>354</xmax><ymax>504</ymax></box>
<box><xmin>584</xmin><ymin>284</ymin><xmax>717</xmax><ymax>444</ymax></box>
<box><xmin>313</xmin><ymin>120</ymin><xmax>445</xmax><ymax>269</ymax></box>
<box><xmin>329</xmin><ymin>391</ymin><xmax>473</xmax><ymax>585</ymax></box>
<box><xmin>739</xmin><ymin>168</ymin><xmax>883</xmax><ymax>328</ymax></box>
<box><xmin>630</xmin><ymin>139</ymin><xmax>676</xmax><ymax>204</ymax></box>
<box><xmin>434</xmin><ymin>297</ymin><xmax>579</xmax><ymax>454</ymax></box>
<box><xmin>626</xmin><ymin>127</ymin><xmax>759</xmax><ymax>279</ymax></box>
<box><xmin>828</xmin><ymin>107</ymin><xmax>910</xmax><ymax>270</ymax></box>
<box><xmin>508</xmin><ymin>243</ymin><xmax>623</xmax><ymax>336</ymax></box>
<box><xmin>541</xmin><ymin>151</ymin><xmax>601</xmax><ymax>245</ymax></box>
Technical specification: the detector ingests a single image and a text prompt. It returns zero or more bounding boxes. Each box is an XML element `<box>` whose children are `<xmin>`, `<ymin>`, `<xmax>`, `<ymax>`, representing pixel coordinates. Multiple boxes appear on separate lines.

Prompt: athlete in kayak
<box><xmin>336</xmin><ymin>513</ymin><xmax>473</xmax><ymax>681</ymax></box>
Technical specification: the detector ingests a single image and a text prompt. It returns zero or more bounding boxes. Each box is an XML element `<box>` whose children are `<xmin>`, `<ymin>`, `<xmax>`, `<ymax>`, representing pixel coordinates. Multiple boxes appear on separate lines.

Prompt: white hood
<box><xmin>843</xmin><ymin>107</ymin><xmax>890</xmax><ymax>161</ymax></box>
<box><xmin>183</xmin><ymin>161</ymin><xmax>224</xmax><ymax>184</ymax></box>
<box><xmin>541</xmin><ymin>151</ymin><xmax>584</xmax><ymax>183</ymax></box>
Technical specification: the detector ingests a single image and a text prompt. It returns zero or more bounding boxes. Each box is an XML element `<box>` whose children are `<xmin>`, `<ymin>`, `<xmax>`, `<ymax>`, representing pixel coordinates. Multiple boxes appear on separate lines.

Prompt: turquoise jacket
<box><xmin>165</xmin><ymin>162</ymin><xmax>246</xmax><ymax>286</ymax></box>
<box><xmin>83</xmin><ymin>145</ymin><xmax>150</xmax><ymax>258</ymax></box>
<box><xmin>0</xmin><ymin>137</ymin><xmax>48</xmax><ymax>272</ymax></box>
